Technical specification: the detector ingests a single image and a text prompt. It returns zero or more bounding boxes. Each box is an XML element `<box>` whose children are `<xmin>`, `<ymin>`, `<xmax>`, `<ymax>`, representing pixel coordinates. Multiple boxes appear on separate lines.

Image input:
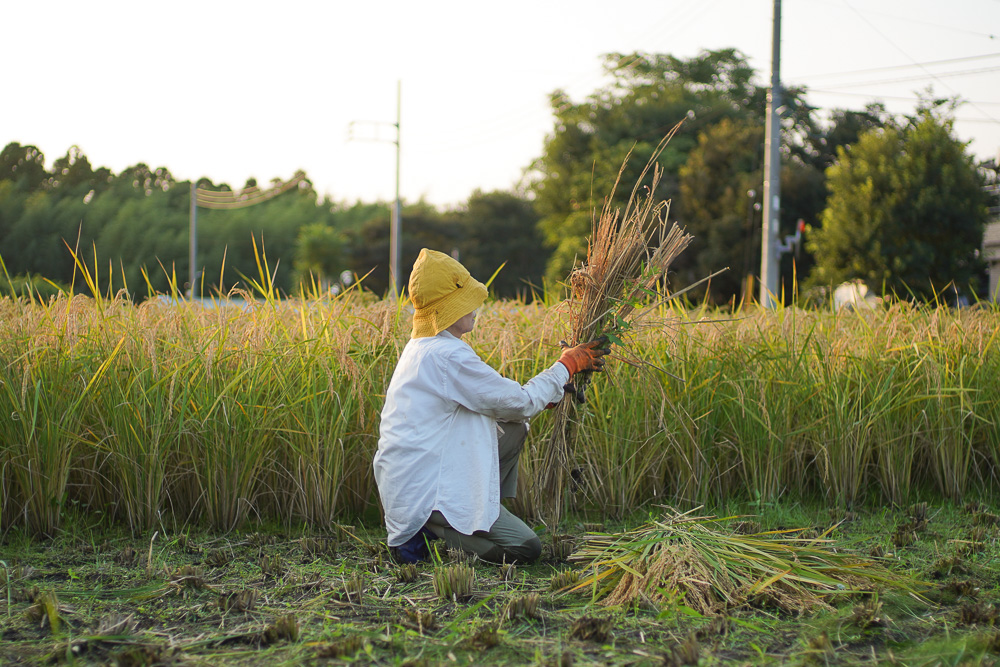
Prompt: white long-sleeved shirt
<box><xmin>373</xmin><ymin>330</ymin><xmax>570</xmax><ymax>546</ymax></box>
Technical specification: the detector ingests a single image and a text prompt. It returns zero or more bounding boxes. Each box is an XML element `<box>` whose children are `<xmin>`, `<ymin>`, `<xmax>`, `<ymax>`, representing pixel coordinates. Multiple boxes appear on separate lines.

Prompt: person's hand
<box><xmin>557</xmin><ymin>338</ymin><xmax>610</xmax><ymax>376</ymax></box>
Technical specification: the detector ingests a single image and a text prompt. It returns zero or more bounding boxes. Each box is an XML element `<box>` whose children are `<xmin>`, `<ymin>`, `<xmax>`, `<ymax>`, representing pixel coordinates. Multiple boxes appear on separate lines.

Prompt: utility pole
<box><xmin>189</xmin><ymin>182</ymin><xmax>198</xmax><ymax>297</ymax></box>
<box><xmin>349</xmin><ymin>81</ymin><xmax>403</xmax><ymax>299</ymax></box>
<box><xmin>391</xmin><ymin>80</ymin><xmax>402</xmax><ymax>300</ymax></box>
<box><xmin>759</xmin><ymin>0</ymin><xmax>782</xmax><ymax>307</ymax></box>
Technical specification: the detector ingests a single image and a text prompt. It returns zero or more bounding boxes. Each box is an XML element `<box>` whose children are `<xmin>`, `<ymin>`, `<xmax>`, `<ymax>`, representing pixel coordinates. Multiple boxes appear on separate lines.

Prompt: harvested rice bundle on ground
<box><xmin>568</xmin><ymin>507</ymin><xmax>926</xmax><ymax>616</ymax></box>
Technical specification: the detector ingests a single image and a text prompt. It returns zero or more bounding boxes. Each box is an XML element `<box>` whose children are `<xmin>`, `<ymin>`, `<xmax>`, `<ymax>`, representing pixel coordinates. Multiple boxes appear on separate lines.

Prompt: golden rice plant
<box><xmin>540</xmin><ymin>123</ymin><xmax>695</xmax><ymax>525</ymax></box>
<box><xmin>2</xmin><ymin>239</ymin><xmax>1000</xmax><ymax>534</ymax></box>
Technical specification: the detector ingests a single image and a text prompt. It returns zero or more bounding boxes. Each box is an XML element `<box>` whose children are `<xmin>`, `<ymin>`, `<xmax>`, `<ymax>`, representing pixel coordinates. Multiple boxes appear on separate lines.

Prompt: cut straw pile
<box><xmin>567</xmin><ymin>508</ymin><xmax>924</xmax><ymax>616</ymax></box>
<box><xmin>540</xmin><ymin>122</ymin><xmax>696</xmax><ymax>524</ymax></box>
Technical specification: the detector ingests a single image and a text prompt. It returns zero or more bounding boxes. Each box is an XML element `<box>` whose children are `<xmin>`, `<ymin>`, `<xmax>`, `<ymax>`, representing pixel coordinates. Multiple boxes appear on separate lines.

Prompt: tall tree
<box><xmin>677</xmin><ymin>118</ymin><xmax>763</xmax><ymax>303</ymax></box>
<box><xmin>808</xmin><ymin>105</ymin><xmax>988</xmax><ymax>299</ymax></box>
<box><xmin>0</xmin><ymin>143</ymin><xmax>48</xmax><ymax>192</ymax></box>
<box><xmin>454</xmin><ymin>190</ymin><xmax>545</xmax><ymax>300</ymax></box>
<box><xmin>529</xmin><ymin>49</ymin><xmax>817</xmax><ymax>286</ymax></box>
<box><xmin>293</xmin><ymin>222</ymin><xmax>346</xmax><ymax>292</ymax></box>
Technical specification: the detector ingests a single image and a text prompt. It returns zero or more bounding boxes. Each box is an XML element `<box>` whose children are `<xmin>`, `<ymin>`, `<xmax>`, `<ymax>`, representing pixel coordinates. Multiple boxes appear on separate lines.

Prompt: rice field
<box><xmin>1</xmin><ymin>290</ymin><xmax>998</xmax><ymax>537</ymax></box>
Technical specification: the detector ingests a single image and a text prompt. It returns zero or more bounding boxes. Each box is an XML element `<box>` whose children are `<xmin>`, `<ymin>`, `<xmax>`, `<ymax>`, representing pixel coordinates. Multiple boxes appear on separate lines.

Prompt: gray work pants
<box><xmin>425</xmin><ymin>420</ymin><xmax>542</xmax><ymax>564</ymax></box>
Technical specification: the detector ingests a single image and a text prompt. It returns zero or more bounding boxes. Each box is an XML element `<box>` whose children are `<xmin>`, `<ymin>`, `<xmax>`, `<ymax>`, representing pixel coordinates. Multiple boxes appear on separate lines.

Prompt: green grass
<box><xmin>2</xmin><ymin>501</ymin><xmax>999</xmax><ymax>665</ymax></box>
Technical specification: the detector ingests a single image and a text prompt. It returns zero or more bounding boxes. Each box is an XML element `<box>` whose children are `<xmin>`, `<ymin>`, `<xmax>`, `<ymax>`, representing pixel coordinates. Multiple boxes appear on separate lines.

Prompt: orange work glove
<box><xmin>557</xmin><ymin>339</ymin><xmax>609</xmax><ymax>376</ymax></box>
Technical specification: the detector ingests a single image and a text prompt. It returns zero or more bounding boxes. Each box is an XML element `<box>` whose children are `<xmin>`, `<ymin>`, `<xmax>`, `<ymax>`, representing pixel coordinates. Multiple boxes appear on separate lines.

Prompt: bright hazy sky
<box><xmin>4</xmin><ymin>0</ymin><xmax>999</xmax><ymax>208</ymax></box>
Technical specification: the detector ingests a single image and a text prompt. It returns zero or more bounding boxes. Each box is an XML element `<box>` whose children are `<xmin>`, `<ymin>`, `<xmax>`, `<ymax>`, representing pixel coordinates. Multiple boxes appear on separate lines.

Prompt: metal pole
<box><xmin>189</xmin><ymin>182</ymin><xmax>197</xmax><ymax>298</ymax></box>
<box><xmin>389</xmin><ymin>80</ymin><xmax>402</xmax><ymax>299</ymax></box>
<box><xmin>759</xmin><ymin>0</ymin><xmax>782</xmax><ymax>307</ymax></box>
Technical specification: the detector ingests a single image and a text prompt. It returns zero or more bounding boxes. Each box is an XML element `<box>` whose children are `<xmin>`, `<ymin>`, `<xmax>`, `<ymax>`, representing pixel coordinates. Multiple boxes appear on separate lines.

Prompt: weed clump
<box><xmin>402</xmin><ymin>608</ymin><xmax>437</xmax><ymax>633</ymax></box>
<box><xmin>433</xmin><ymin>563</ymin><xmax>474</xmax><ymax>602</ymax></box>
<box><xmin>396</xmin><ymin>563</ymin><xmax>418</xmax><ymax>583</ymax></box>
<box><xmin>95</xmin><ymin>613</ymin><xmax>138</xmax><ymax>636</ymax></box>
<box><xmin>548</xmin><ymin>535</ymin><xmax>576</xmax><ymax>561</ymax></box>
<box><xmin>205</xmin><ymin>549</ymin><xmax>230</xmax><ymax>568</ymax></box>
<box><xmin>314</xmin><ymin>636</ymin><xmax>365</xmax><ymax>658</ymax></box>
<box><xmin>218</xmin><ymin>589</ymin><xmax>259</xmax><ymax>612</ymax></box>
<box><xmin>958</xmin><ymin>602</ymin><xmax>998</xmax><ymax>627</ymax></box>
<box><xmin>262</xmin><ymin>613</ymin><xmax>300</xmax><ymax>644</ymax></box>
<box><xmin>499</xmin><ymin>562</ymin><xmax>517</xmax><ymax>582</ymax></box>
<box><xmin>167</xmin><ymin>565</ymin><xmax>207</xmax><ymax>595</ymax></box>
<box><xmin>468</xmin><ymin>622</ymin><xmax>501</xmax><ymax>649</ymax></box>
<box><xmin>258</xmin><ymin>553</ymin><xmax>284</xmax><ymax>577</ymax></box>
<box><xmin>550</xmin><ymin>570</ymin><xmax>580</xmax><ymax>592</ymax></box>
<box><xmin>569</xmin><ymin>615</ymin><xmax>613</xmax><ymax>643</ymax></box>
<box><xmin>341</xmin><ymin>573</ymin><xmax>366</xmax><ymax>603</ymax></box>
<box><xmin>25</xmin><ymin>590</ymin><xmax>60</xmax><ymax>633</ymax></box>
<box><xmin>663</xmin><ymin>633</ymin><xmax>700</xmax><ymax>666</ymax></box>
<box><xmin>850</xmin><ymin>598</ymin><xmax>890</xmax><ymax>629</ymax></box>
<box><xmin>503</xmin><ymin>593</ymin><xmax>541</xmax><ymax>620</ymax></box>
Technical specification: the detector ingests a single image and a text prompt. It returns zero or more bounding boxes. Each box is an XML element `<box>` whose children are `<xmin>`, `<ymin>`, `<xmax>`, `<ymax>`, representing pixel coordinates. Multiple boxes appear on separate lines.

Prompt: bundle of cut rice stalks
<box><xmin>566</xmin><ymin>507</ymin><xmax>925</xmax><ymax>616</ymax></box>
<box><xmin>540</xmin><ymin>120</ymin><xmax>720</xmax><ymax>524</ymax></box>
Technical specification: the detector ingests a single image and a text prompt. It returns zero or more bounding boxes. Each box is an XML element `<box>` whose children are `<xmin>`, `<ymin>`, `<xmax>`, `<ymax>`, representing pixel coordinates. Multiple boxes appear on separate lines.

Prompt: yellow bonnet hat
<box><xmin>408</xmin><ymin>249</ymin><xmax>487</xmax><ymax>339</ymax></box>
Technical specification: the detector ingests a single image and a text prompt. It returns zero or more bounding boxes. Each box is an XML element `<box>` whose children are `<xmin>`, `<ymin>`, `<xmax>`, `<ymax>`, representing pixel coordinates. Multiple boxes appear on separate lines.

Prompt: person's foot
<box><xmin>389</xmin><ymin>527</ymin><xmax>438</xmax><ymax>564</ymax></box>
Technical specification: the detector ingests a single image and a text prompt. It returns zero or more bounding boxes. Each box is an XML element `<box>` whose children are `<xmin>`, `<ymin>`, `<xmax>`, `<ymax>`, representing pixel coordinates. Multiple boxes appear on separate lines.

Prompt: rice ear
<box><xmin>539</xmin><ymin>121</ymin><xmax>694</xmax><ymax>525</ymax></box>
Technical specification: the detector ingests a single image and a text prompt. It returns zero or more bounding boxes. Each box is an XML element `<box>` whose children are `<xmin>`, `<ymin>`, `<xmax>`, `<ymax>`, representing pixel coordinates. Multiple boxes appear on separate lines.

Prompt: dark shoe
<box><xmin>389</xmin><ymin>527</ymin><xmax>438</xmax><ymax>564</ymax></box>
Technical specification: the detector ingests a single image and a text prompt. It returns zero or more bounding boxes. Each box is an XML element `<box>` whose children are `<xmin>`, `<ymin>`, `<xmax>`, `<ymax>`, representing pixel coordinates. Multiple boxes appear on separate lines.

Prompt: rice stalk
<box><xmin>568</xmin><ymin>507</ymin><xmax>925</xmax><ymax>616</ymax></box>
<box><xmin>540</xmin><ymin>122</ymin><xmax>694</xmax><ymax>524</ymax></box>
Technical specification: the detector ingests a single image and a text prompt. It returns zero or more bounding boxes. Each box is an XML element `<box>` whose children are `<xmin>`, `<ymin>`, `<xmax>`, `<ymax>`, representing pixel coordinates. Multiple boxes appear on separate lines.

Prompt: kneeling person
<box><xmin>373</xmin><ymin>249</ymin><xmax>607</xmax><ymax>564</ymax></box>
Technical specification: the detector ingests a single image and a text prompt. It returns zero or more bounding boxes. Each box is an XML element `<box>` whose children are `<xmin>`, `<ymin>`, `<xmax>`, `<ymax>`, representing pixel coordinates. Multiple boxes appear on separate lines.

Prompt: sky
<box><xmin>3</xmin><ymin>0</ymin><xmax>999</xmax><ymax>208</ymax></box>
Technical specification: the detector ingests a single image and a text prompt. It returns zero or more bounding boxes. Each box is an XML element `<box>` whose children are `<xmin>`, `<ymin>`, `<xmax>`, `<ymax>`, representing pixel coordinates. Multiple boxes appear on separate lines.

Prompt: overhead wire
<box><xmin>810</xmin><ymin>64</ymin><xmax>1000</xmax><ymax>90</ymax></box>
<box><xmin>839</xmin><ymin>0</ymin><xmax>1000</xmax><ymax>125</ymax></box>
<box><xmin>196</xmin><ymin>171</ymin><xmax>306</xmax><ymax>210</ymax></box>
<box><xmin>789</xmin><ymin>52</ymin><xmax>1000</xmax><ymax>81</ymax></box>
<box><xmin>807</xmin><ymin>89</ymin><xmax>1000</xmax><ymax>106</ymax></box>
<box><xmin>803</xmin><ymin>0</ymin><xmax>997</xmax><ymax>41</ymax></box>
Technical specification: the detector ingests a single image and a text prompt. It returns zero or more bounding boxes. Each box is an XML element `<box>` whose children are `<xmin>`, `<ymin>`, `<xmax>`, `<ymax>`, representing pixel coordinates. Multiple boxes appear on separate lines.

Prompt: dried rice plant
<box><xmin>568</xmin><ymin>507</ymin><xmax>925</xmax><ymax>616</ymax></box>
<box><xmin>540</xmin><ymin>122</ymin><xmax>696</xmax><ymax>524</ymax></box>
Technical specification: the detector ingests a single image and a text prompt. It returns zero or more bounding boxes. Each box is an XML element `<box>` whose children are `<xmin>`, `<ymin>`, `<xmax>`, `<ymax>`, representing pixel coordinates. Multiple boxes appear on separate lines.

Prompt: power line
<box><xmin>807</xmin><ymin>88</ymin><xmax>1000</xmax><ymax>106</ymax></box>
<box><xmin>790</xmin><ymin>52</ymin><xmax>1000</xmax><ymax>80</ymax></box>
<box><xmin>810</xmin><ymin>64</ymin><xmax>1000</xmax><ymax>90</ymax></box>
<box><xmin>804</xmin><ymin>0</ymin><xmax>998</xmax><ymax>41</ymax></box>
<box><xmin>840</xmin><ymin>0</ymin><xmax>1000</xmax><ymax>126</ymax></box>
<box><xmin>195</xmin><ymin>171</ymin><xmax>306</xmax><ymax>210</ymax></box>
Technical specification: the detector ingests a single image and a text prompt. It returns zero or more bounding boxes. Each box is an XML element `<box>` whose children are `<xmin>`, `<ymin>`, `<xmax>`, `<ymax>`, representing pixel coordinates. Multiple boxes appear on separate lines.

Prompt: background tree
<box><xmin>808</xmin><ymin>104</ymin><xmax>988</xmax><ymax>299</ymax></box>
<box><xmin>293</xmin><ymin>222</ymin><xmax>346</xmax><ymax>292</ymax></box>
<box><xmin>344</xmin><ymin>202</ymin><xmax>462</xmax><ymax>296</ymax></box>
<box><xmin>530</xmin><ymin>50</ymin><xmax>765</xmax><ymax>284</ymax></box>
<box><xmin>677</xmin><ymin>118</ymin><xmax>763</xmax><ymax>304</ymax></box>
<box><xmin>0</xmin><ymin>143</ymin><xmax>48</xmax><ymax>192</ymax></box>
<box><xmin>529</xmin><ymin>49</ymin><xmax>823</xmax><ymax>290</ymax></box>
<box><xmin>453</xmin><ymin>189</ymin><xmax>545</xmax><ymax>300</ymax></box>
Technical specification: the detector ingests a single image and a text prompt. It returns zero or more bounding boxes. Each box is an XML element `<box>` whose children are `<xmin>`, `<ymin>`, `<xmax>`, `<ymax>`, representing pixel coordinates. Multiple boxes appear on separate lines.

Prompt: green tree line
<box><xmin>1</xmin><ymin>49</ymin><xmax>992</xmax><ymax>304</ymax></box>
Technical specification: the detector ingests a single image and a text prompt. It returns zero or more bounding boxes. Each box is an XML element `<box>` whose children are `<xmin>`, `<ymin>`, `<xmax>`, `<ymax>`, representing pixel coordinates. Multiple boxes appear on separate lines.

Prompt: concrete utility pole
<box><xmin>189</xmin><ymin>182</ymin><xmax>198</xmax><ymax>297</ymax></box>
<box><xmin>349</xmin><ymin>82</ymin><xmax>403</xmax><ymax>299</ymax></box>
<box><xmin>760</xmin><ymin>0</ymin><xmax>782</xmax><ymax>307</ymax></box>
<box><xmin>390</xmin><ymin>80</ymin><xmax>402</xmax><ymax>300</ymax></box>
